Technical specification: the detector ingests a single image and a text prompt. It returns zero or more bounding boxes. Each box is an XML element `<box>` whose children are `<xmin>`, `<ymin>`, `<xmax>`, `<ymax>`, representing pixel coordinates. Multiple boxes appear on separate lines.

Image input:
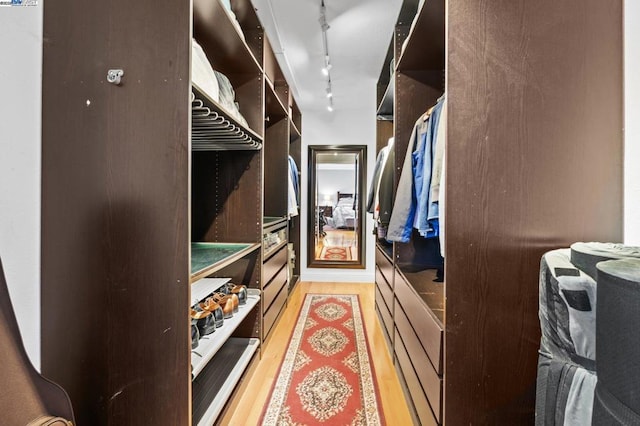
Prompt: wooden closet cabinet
<box><xmin>375</xmin><ymin>0</ymin><xmax>623</xmax><ymax>424</ymax></box>
<box><xmin>41</xmin><ymin>0</ymin><xmax>300</xmax><ymax>424</ymax></box>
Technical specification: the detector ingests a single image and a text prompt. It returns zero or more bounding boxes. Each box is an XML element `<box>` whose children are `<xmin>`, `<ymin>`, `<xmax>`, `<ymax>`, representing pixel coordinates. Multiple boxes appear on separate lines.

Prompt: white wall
<box><xmin>625</xmin><ymin>1</ymin><xmax>640</xmax><ymax>244</ymax></box>
<box><xmin>317</xmin><ymin>168</ymin><xmax>356</xmax><ymax>205</ymax></box>
<box><xmin>0</xmin><ymin>4</ymin><xmax>43</xmax><ymax>368</ymax></box>
<box><xmin>301</xmin><ymin>103</ymin><xmax>377</xmax><ymax>283</ymax></box>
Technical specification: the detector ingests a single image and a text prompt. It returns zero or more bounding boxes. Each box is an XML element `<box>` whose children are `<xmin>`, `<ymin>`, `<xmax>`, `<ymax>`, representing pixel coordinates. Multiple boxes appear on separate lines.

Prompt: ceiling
<box><xmin>251</xmin><ymin>0</ymin><xmax>402</xmax><ymax>114</ymax></box>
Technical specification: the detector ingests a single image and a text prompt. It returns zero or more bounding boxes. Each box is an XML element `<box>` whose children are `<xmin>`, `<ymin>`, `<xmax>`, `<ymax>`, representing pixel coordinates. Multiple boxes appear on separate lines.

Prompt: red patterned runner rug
<box><xmin>319</xmin><ymin>246</ymin><xmax>352</xmax><ymax>261</ymax></box>
<box><xmin>260</xmin><ymin>294</ymin><xmax>385</xmax><ymax>425</ymax></box>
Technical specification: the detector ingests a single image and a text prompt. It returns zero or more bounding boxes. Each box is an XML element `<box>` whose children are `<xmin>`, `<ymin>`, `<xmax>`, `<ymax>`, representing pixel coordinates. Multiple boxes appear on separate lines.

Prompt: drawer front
<box><xmin>263</xmin><ymin>244</ymin><xmax>287</xmax><ymax>285</ymax></box>
<box><xmin>375</xmin><ymin>246</ymin><xmax>394</xmax><ymax>287</ymax></box>
<box><xmin>375</xmin><ymin>266</ymin><xmax>393</xmax><ymax>303</ymax></box>
<box><xmin>375</xmin><ymin>285</ymin><xmax>393</xmax><ymax>340</ymax></box>
<box><xmin>395</xmin><ymin>328</ymin><xmax>439</xmax><ymax>426</ymax></box>
<box><xmin>375</xmin><ymin>304</ymin><xmax>393</xmax><ymax>351</ymax></box>
<box><xmin>395</xmin><ymin>301</ymin><xmax>442</xmax><ymax>422</ymax></box>
<box><xmin>264</xmin><ymin>281</ymin><xmax>287</xmax><ymax>338</ymax></box>
<box><xmin>395</xmin><ymin>272</ymin><xmax>443</xmax><ymax>373</ymax></box>
<box><xmin>263</xmin><ymin>265</ymin><xmax>287</xmax><ymax>312</ymax></box>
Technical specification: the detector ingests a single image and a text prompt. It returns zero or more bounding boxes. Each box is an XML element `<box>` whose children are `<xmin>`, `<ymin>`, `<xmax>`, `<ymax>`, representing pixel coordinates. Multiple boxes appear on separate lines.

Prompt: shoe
<box><xmin>191</xmin><ymin>322</ymin><xmax>200</xmax><ymax>349</ymax></box>
<box><xmin>199</xmin><ymin>298</ymin><xmax>225</xmax><ymax>328</ymax></box>
<box><xmin>190</xmin><ymin>308</ymin><xmax>216</xmax><ymax>336</ymax></box>
<box><xmin>212</xmin><ymin>293</ymin><xmax>236</xmax><ymax>318</ymax></box>
<box><xmin>226</xmin><ymin>283</ymin><xmax>248</xmax><ymax>305</ymax></box>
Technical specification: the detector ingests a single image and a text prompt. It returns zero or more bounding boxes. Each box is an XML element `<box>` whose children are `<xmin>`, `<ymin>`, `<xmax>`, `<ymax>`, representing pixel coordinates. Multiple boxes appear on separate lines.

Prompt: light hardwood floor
<box><xmin>221</xmin><ymin>281</ymin><xmax>413</xmax><ymax>425</ymax></box>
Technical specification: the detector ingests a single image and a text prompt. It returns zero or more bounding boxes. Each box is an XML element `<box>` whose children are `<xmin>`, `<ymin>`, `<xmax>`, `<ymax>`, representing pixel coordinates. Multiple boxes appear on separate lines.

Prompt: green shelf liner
<box><xmin>191</xmin><ymin>242</ymin><xmax>253</xmax><ymax>276</ymax></box>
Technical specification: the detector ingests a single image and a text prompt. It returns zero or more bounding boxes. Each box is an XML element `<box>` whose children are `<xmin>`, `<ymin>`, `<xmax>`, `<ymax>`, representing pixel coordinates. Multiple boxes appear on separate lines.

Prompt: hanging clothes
<box><xmin>366</xmin><ymin>137</ymin><xmax>393</xmax><ymax>214</ymax></box>
<box><xmin>288</xmin><ymin>156</ymin><xmax>299</xmax><ymax>217</ymax></box>
<box><xmin>387</xmin><ymin>95</ymin><xmax>445</xmax><ymax>243</ymax></box>
<box><xmin>376</xmin><ymin>141</ymin><xmax>395</xmax><ymax>239</ymax></box>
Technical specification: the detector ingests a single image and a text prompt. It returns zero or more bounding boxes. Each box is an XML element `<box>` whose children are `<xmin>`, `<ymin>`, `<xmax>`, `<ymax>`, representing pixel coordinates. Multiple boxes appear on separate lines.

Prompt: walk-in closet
<box><xmin>1</xmin><ymin>0</ymin><xmax>634</xmax><ymax>424</ymax></box>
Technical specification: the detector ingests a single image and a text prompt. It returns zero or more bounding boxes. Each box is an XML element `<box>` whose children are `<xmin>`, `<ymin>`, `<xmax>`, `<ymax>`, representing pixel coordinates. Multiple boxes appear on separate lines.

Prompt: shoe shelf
<box><xmin>193</xmin><ymin>337</ymin><xmax>260</xmax><ymax>426</ymax></box>
<box><xmin>190</xmin><ymin>242</ymin><xmax>261</xmax><ymax>283</ymax></box>
<box><xmin>191</xmin><ymin>277</ymin><xmax>232</xmax><ymax>306</ymax></box>
<box><xmin>191</xmin><ymin>288</ymin><xmax>260</xmax><ymax>378</ymax></box>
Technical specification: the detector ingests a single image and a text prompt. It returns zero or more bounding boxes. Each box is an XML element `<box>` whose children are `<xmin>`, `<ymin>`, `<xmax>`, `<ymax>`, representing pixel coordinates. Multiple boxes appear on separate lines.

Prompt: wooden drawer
<box><xmin>375</xmin><ymin>265</ymin><xmax>393</xmax><ymax>303</ymax></box>
<box><xmin>395</xmin><ymin>301</ymin><xmax>442</xmax><ymax>422</ymax></box>
<box><xmin>264</xmin><ymin>281</ymin><xmax>287</xmax><ymax>338</ymax></box>
<box><xmin>375</xmin><ymin>246</ymin><xmax>394</xmax><ymax>288</ymax></box>
<box><xmin>395</xmin><ymin>328</ymin><xmax>439</xmax><ymax>426</ymax></box>
<box><xmin>395</xmin><ymin>271</ymin><xmax>443</xmax><ymax>373</ymax></box>
<box><xmin>375</xmin><ymin>303</ymin><xmax>393</xmax><ymax>351</ymax></box>
<box><xmin>263</xmin><ymin>244</ymin><xmax>287</xmax><ymax>285</ymax></box>
<box><xmin>263</xmin><ymin>265</ymin><xmax>287</xmax><ymax>312</ymax></box>
<box><xmin>375</xmin><ymin>285</ymin><xmax>393</xmax><ymax>341</ymax></box>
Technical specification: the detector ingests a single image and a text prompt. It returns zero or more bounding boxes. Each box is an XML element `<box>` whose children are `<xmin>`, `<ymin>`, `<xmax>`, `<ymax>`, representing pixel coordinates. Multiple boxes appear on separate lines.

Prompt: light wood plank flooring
<box><xmin>221</xmin><ymin>281</ymin><xmax>413</xmax><ymax>425</ymax></box>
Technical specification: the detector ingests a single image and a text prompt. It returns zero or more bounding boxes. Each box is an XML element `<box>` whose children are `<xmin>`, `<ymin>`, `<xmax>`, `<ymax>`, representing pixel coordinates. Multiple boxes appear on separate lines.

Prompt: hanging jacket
<box><xmin>377</xmin><ymin>146</ymin><xmax>395</xmax><ymax>226</ymax></box>
<box><xmin>366</xmin><ymin>143</ymin><xmax>390</xmax><ymax>213</ymax></box>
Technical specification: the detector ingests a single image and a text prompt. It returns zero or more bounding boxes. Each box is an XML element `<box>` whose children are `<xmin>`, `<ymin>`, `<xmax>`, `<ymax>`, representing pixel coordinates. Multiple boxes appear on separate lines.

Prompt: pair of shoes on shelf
<box><xmin>224</xmin><ymin>283</ymin><xmax>248</xmax><ymax>305</ymax></box>
<box><xmin>190</xmin><ymin>307</ymin><xmax>216</xmax><ymax>340</ymax></box>
<box><xmin>210</xmin><ymin>292</ymin><xmax>238</xmax><ymax>318</ymax></box>
<box><xmin>198</xmin><ymin>297</ymin><xmax>225</xmax><ymax>328</ymax></box>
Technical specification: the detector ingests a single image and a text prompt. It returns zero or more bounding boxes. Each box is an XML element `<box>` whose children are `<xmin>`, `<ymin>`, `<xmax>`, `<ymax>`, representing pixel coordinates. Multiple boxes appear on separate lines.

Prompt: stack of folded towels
<box><xmin>536</xmin><ymin>242</ymin><xmax>640</xmax><ymax>425</ymax></box>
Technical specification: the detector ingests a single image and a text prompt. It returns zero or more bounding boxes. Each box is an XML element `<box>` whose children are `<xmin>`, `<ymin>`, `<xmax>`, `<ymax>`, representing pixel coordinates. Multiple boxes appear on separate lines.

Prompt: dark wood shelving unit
<box><xmin>374</xmin><ymin>0</ymin><xmax>623</xmax><ymax>424</ymax></box>
<box><xmin>41</xmin><ymin>0</ymin><xmax>301</xmax><ymax>423</ymax></box>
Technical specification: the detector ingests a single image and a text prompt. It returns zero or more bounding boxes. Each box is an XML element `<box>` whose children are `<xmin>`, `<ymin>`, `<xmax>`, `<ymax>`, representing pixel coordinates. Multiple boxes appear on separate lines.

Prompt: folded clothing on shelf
<box><xmin>191</xmin><ymin>38</ymin><xmax>219</xmax><ymax>103</ymax></box>
<box><xmin>214</xmin><ymin>70</ymin><xmax>249</xmax><ymax>128</ymax></box>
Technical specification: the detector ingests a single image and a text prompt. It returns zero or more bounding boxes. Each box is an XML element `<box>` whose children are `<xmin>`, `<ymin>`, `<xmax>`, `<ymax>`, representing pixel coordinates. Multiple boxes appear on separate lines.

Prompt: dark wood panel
<box><xmin>263</xmin><ymin>265</ymin><xmax>287</xmax><ymax>312</ymax></box>
<box><xmin>264</xmin><ymin>117</ymin><xmax>289</xmax><ymax>217</ymax></box>
<box><xmin>263</xmin><ymin>280</ymin><xmax>288</xmax><ymax>339</ymax></box>
<box><xmin>265</xmin><ymin>85</ymin><xmax>288</xmax><ymax>126</ymax></box>
<box><xmin>263</xmin><ymin>244</ymin><xmax>287</xmax><ymax>284</ymax></box>
<box><xmin>193</xmin><ymin>0</ymin><xmax>261</xmax><ymax>75</ymax></box>
<box><xmin>375</xmin><ymin>285</ymin><xmax>393</xmax><ymax>343</ymax></box>
<box><xmin>375</xmin><ymin>303</ymin><xmax>393</xmax><ymax>352</ymax></box>
<box><xmin>376</xmin><ymin>120</ymin><xmax>394</xmax><ymax>153</ymax></box>
<box><xmin>394</xmin><ymin>328</ymin><xmax>439</xmax><ymax>426</ymax></box>
<box><xmin>395</xmin><ymin>300</ymin><xmax>442</xmax><ymax>421</ymax></box>
<box><xmin>396</xmin><ymin>0</ymin><xmax>445</xmax><ymax>72</ymax></box>
<box><xmin>445</xmin><ymin>1</ymin><xmax>623</xmax><ymax>424</ymax></box>
<box><xmin>395</xmin><ymin>272</ymin><xmax>442</xmax><ymax>373</ymax></box>
<box><xmin>288</xmin><ymin>133</ymin><xmax>301</xmax><ymax>278</ymax></box>
<box><xmin>375</xmin><ymin>266</ymin><xmax>393</xmax><ymax>305</ymax></box>
<box><xmin>375</xmin><ymin>245</ymin><xmax>394</xmax><ymax>287</ymax></box>
<box><xmin>192</xmin><ymin>151</ymin><xmax>262</xmax><ymax>243</ymax></box>
<box><xmin>400</xmin><ymin>267</ymin><xmax>444</xmax><ymax>323</ymax></box>
<box><xmin>41</xmin><ymin>0</ymin><xmax>190</xmax><ymax>423</ymax></box>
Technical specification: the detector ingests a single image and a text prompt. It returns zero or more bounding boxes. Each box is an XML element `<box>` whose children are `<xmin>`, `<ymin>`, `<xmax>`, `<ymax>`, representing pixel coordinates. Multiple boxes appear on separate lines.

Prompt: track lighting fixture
<box><xmin>320</xmin><ymin>0</ymin><xmax>334</xmax><ymax>112</ymax></box>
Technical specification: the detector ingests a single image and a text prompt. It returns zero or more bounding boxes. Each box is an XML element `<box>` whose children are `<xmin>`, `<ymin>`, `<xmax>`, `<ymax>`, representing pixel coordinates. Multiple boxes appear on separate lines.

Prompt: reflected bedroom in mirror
<box><xmin>308</xmin><ymin>145</ymin><xmax>366</xmax><ymax>268</ymax></box>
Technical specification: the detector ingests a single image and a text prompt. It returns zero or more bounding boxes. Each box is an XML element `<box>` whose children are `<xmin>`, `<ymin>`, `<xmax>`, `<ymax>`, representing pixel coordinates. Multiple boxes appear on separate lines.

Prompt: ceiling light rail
<box><xmin>320</xmin><ymin>0</ymin><xmax>334</xmax><ymax>112</ymax></box>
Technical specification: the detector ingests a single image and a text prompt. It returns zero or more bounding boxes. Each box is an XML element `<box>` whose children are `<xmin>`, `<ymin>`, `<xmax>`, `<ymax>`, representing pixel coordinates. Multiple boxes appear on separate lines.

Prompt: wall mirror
<box><xmin>307</xmin><ymin>145</ymin><xmax>366</xmax><ymax>269</ymax></box>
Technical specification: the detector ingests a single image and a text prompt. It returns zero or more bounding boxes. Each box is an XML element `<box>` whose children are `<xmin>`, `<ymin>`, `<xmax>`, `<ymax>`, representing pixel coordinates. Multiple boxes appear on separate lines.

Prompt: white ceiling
<box><xmin>252</xmin><ymin>0</ymin><xmax>402</xmax><ymax>114</ymax></box>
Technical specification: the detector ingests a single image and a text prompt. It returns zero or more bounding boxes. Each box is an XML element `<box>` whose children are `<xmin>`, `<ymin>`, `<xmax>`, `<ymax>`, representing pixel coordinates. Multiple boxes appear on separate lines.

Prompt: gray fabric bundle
<box><xmin>592</xmin><ymin>259</ymin><xmax>640</xmax><ymax>425</ymax></box>
<box><xmin>535</xmin><ymin>353</ymin><xmax>597</xmax><ymax>426</ymax></box>
<box><xmin>539</xmin><ymin>249</ymin><xmax>597</xmax><ymax>369</ymax></box>
<box><xmin>570</xmin><ymin>242</ymin><xmax>640</xmax><ymax>281</ymax></box>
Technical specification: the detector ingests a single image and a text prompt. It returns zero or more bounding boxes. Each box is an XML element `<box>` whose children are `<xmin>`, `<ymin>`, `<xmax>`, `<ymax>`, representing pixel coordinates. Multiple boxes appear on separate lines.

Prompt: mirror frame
<box><xmin>307</xmin><ymin>145</ymin><xmax>367</xmax><ymax>269</ymax></box>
